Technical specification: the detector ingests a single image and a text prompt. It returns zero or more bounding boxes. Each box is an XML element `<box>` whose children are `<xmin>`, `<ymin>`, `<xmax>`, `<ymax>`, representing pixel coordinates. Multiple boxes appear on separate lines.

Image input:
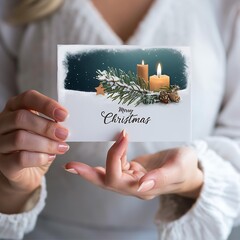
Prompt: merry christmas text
<box><xmin>118</xmin><ymin>107</ymin><xmax>133</xmax><ymax>115</ymax></box>
<box><xmin>101</xmin><ymin>111</ymin><xmax>151</xmax><ymax>125</ymax></box>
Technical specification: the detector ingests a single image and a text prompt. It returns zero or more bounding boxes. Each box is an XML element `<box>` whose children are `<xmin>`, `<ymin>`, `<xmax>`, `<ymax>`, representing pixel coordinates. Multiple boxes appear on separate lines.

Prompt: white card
<box><xmin>58</xmin><ymin>45</ymin><xmax>192</xmax><ymax>142</ymax></box>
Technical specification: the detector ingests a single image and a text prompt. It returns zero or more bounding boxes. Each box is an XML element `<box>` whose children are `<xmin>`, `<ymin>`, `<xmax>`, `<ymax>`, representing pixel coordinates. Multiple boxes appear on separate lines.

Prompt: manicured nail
<box><xmin>65</xmin><ymin>168</ymin><xmax>78</xmax><ymax>174</ymax></box>
<box><xmin>137</xmin><ymin>180</ymin><xmax>155</xmax><ymax>192</ymax></box>
<box><xmin>58</xmin><ymin>143</ymin><xmax>70</xmax><ymax>153</ymax></box>
<box><xmin>48</xmin><ymin>154</ymin><xmax>56</xmax><ymax>161</ymax></box>
<box><xmin>54</xmin><ymin>108</ymin><xmax>68</xmax><ymax>122</ymax></box>
<box><xmin>116</xmin><ymin>129</ymin><xmax>126</xmax><ymax>144</ymax></box>
<box><xmin>55</xmin><ymin>127</ymin><xmax>69</xmax><ymax>140</ymax></box>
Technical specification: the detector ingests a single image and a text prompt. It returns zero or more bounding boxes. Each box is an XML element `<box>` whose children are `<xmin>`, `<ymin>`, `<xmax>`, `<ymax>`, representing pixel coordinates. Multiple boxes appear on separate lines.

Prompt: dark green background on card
<box><xmin>64</xmin><ymin>48</ymin><xmax>188</xmax><ymax>92</ymax></box>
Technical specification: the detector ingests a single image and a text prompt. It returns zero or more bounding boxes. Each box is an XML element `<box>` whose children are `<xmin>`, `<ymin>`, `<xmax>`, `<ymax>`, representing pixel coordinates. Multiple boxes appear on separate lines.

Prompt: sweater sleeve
<box><xmin>156</xmin><ymin>140</ymin><xmax>240</xmax><ymax>240</ymax></box>
<box><xmin>156</xmin><ymin>2</ymin><xmax>240</xmax><ymax>240</ymax></box>
<box><xmin>0</xmin><ymin>177</ymin><xmax>47</xmax><ymax>240</ymax></box>
<box><xmin>0</xmin><ymin>2</ymin><xmax>47</xmax><ymax>239</ymax></box>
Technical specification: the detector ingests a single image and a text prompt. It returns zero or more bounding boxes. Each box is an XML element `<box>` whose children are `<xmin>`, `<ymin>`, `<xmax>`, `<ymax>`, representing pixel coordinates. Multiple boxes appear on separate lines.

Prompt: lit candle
<box><xmin>137</xmin><ymin>60</ymin><xmax>149</xmax><ymax>84</ymax></box>
<box><xmin>149</xmin><ymin>63</ymin><xmax>170</xmax><ymax>91</ymax></box>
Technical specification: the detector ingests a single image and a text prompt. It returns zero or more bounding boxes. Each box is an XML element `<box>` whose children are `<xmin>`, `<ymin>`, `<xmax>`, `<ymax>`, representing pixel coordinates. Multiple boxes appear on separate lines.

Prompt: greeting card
<box><xmin>58</xmin><ymin>45</ymin><xmax>191</xmax><ymax>142</ymax></box>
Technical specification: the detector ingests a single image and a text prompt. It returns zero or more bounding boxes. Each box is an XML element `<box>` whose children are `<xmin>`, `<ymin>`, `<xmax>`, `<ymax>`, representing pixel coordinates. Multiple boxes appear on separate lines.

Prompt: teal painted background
<box><xmin>64</xmin><ymin>48</ymin><xmax>188</xmax><ymax>92</ymax></box>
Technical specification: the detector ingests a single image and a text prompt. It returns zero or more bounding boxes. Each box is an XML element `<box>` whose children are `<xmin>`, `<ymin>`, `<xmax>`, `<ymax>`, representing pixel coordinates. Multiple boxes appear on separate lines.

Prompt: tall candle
<box><xmin>149</xmin><ymin>63</ymin><xmax>170</xmax><ymax>91</ymax></box>
<box><xmin>137</xmin><ymin>60</ymin><xmax>149</xmax><ymax>84</ymax></box>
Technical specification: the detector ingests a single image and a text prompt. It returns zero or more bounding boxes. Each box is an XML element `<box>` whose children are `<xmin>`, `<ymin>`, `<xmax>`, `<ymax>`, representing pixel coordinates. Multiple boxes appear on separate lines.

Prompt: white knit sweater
<box><xmin>0</xmin><ymin>0</ymin><xmax>240</xmax><ymax>239</ymax></box>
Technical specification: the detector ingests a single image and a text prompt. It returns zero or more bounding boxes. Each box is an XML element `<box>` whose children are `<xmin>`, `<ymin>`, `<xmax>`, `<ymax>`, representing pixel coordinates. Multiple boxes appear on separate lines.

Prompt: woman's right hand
<box><xmin>0</xmin><ymin>90</ymin><xmax>69</xmax><ymax>213</ymax></box>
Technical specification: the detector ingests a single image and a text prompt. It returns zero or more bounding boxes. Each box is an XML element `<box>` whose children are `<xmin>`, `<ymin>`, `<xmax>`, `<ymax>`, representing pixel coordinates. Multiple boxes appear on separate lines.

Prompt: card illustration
<box><xmin>95</xmin><ymin>65</ymin><xmax>181</xmax><ymax>106</ymax></box>
<box><xmin>58</xmin><ymin>45</ymin><xmax>191</xmax><ymax>142</ymax></box>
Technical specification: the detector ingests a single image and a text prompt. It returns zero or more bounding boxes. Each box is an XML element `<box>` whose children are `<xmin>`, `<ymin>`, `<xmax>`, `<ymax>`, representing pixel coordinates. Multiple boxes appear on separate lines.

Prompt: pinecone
<box><xmin>169</xmin><ymin>91</ymin><xmax>180</xmax><ymax>102</ymax></box>
<box><xmin>159</xmin><ymin>91</ymin><xmax>170</xmax><ymax>104</ymax></box>
<box><xmin>168</xmin><ymin>85</ymin><xmax>180</xmax><ymax>102</ymax></box>
<box><xmin>170</xmin><ymin>85</ymin><xmax>180</xmax><ymax>92</ymax></box>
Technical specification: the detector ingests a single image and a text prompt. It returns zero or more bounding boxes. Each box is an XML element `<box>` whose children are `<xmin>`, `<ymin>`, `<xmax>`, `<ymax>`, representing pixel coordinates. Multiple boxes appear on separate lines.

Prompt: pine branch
<box><xmin>96</xmin><ymin>67</ymin><xmax>159</xmax><ymax>106</ymax></box>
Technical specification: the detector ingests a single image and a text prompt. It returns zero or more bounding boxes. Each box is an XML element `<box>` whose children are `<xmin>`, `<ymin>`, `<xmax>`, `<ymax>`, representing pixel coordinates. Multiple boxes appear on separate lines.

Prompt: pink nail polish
<box><xmin>137</xmin><ymin>180</ymin><xmax>155</xmax><ymax>192</ymax></box>
<box><xmin>58</xmin><ymin>143</ymin><xmax>70</xmax><ymax>153</ymax></box>
<box><xmin>65</xmin><ymin>168</ymin><xmax>78</xmax><ymax>174</ymax></box>
<box><xmin>54</xmin><ymin>108</ymin><xmax>68</xmax><ymax>122</ymax></box>
<box><xmin>48</xmin><ymin>154</ymin><xmax>56</xmax><ymax>162</ymax></box>
<box><xmin>116</xmin><ymin>129</ymin><xmax>126</xmax><ymax>144</ymax></box>
<box><xmin>55</xmin><ymin>127</ymin><xmax>69</xmax><ymax>140</ymax></box>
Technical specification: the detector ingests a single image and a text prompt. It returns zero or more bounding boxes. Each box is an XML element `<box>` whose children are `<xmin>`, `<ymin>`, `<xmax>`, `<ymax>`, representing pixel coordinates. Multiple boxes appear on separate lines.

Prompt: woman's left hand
<box><xmin>65</xmin><ymin>131</ymin><xmax>203</xmax><ymax>200</ymax></box>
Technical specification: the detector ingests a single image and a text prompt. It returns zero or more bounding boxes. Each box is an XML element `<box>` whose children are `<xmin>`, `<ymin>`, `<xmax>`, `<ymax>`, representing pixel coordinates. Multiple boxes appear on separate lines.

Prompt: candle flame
<box><xmin>142</xmin><ymin>60</ymin><xmax>145</xmax><ymax>65</ymax></box>
<box><xmin>157</xmin><ymin>63</ymin><xmax>162</xmax><ymax>77</ymax></box>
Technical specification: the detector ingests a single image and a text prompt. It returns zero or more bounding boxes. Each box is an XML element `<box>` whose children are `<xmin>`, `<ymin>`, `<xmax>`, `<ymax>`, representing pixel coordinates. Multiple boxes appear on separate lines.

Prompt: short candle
<box><xmin>149</xmin><ymin>63</ymin><xmax>170</xmax><ymax>91</ymax></box>
<box><xmin>137</xmin><ymin>60</ymin><xmax>149</xmax><ymax>84</ymax></box>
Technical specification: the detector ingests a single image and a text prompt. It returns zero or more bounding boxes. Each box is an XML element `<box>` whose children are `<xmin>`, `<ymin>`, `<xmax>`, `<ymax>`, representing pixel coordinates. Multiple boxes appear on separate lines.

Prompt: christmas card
<box><xmin>58</xmin><ymin>45</ymin><xmax>191</xmax><ymax>142</ymax></box>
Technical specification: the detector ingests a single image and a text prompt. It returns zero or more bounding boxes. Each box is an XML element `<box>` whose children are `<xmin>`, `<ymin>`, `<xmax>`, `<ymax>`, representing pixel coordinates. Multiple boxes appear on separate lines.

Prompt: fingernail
<box><xmin>137</xmin><ymin>180</ymin><xmax>155</xmax><ymax>192</ymax></box>
<box><xmin>48</xmin><ymin>154</ymin><xmax>56</xmax><ymax>162</ymax></box>
<box><xmin>55</xmin><ymin>127</ymin><xmax>69</xmax><ymax>140</ymax></box>
<box><xmin>65</xmin><ymin>168</ymin><xmax>78</xmax><ymax>174</ymax></box>
<box><xmin>58</xmin><ymin>143</ymin><xmax>70</xmax><ymax>153</ymax></box>
<box><xmin>116</xmin><ymin>129</ymin><xmax>126</xmax><ymax>144</ymax></box>
<box><xmin>54</xmin><ymin>108</ymin><xmax>68</xmax><ymax>122</ymax></box>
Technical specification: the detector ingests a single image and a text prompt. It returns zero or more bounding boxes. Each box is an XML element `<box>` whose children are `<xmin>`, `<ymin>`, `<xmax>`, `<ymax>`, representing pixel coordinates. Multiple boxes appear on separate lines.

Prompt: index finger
<box><xmin>5</xmin><ymin>90</ymin><xmax>68</xmax><ymax>122</ymax></box>
<box><xmin>105</xmin><ymin>130</ymin><xmax>128</xmax><ymax>185</ymax></box>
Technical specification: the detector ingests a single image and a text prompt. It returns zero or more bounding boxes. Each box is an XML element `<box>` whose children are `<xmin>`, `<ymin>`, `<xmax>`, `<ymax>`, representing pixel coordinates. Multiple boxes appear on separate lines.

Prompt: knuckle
<box><xmin>43</xmin><ymin>121</ymin><xmax>55</xmax><ymax>136</ymax></box>
<box><xmin>18</xmin><ymin>151</ymin><xmax>29</xmax><ymax>167</ymax></box>
<box><xmin>21</xmin><ymin>90</ymin><xmax>37</xmax><ymax>104</ymax></box>
<box><xmin>17</xmin><ymin>152</ymin><xmax>47</xmax><ymax>168</ymax></box>
<box><xmin>38</xmin><ymin>153</ymin><xmax>48</xmax><ymax>165</ymax></box>
<box><xmin>23</xmin><ymin>89</ymin><xmax>37</xmax><ymax>98</ymax></box>
<box><xmin>46</xmin><ymin>141</ymin><xmax>57</xmax><ymax>153</ymax></box>
<box><xmin>13</xmin><ymin>130</ymin><xmax>26</xmax><ymax>149</ymax></box>
<box><xmin>14</xmin><ymin>110</ymin><xmax>27</xmax><ymax>127</ymax></box>
<box><xmin>43</xmin><ymin>101</ymin><xmax>56</xmax><ymax>117</ymax></box>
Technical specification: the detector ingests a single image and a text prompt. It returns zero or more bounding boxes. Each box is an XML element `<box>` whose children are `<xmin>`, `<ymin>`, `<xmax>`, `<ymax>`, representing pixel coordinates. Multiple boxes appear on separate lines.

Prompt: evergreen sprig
<box><xmin>96</xmin><ymin>67</ymin><xmax>159</xmax><ymax>106</ymax></box>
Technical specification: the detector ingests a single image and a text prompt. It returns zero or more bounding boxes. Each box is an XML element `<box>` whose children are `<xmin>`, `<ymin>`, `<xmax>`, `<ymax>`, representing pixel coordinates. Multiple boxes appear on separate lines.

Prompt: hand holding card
<box><xmin>65</xmin><ymin>130</ymin><xmax>203</xmax><ymax>199</ymax></box>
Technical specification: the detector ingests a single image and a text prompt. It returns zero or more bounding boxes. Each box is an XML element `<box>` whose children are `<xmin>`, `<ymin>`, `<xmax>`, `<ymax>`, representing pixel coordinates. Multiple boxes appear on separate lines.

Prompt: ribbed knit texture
<box><xmin>0</xmin><ymin>0</ymin><xmax>240</xmax><ymax>239</ymax></box>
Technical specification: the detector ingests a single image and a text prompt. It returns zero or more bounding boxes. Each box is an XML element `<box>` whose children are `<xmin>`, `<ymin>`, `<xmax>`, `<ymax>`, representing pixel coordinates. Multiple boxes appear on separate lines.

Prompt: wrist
<box><xmin>179</xmin><ymin>168</ymin><xmax>204</xmax><ymax>199</ymax></box>
<box><xmin>0</xmin><ymin>172</ymin><xmax>39</xmax><ymax>214</ymax></box>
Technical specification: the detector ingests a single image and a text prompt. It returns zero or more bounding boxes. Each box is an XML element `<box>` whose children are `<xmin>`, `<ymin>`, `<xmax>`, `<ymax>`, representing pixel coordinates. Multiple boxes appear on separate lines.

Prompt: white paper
<box><xmin>58</xmin><ymin>45</ymin><xmax>192</xmax><ymax>142</ymax></box>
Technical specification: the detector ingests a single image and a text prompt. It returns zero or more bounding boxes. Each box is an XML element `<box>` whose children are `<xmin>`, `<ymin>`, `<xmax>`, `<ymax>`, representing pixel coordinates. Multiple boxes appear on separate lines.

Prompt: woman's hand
<box><xmin>65</xmin><ymin>130</ymin><xmax>203</xmax><ymax>200</ymax></box>
<box><xmin>0</xmin><ymin>90</ymin><xmax>69</xmax><ymax>213</ymax></box>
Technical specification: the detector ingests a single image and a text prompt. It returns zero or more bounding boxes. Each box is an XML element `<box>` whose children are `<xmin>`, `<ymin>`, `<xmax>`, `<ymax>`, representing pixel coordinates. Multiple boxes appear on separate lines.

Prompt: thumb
<box><xmin>137</xmin><ymin>158</ymin><xmax>181</xmax><ymax>193</ymax></box>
